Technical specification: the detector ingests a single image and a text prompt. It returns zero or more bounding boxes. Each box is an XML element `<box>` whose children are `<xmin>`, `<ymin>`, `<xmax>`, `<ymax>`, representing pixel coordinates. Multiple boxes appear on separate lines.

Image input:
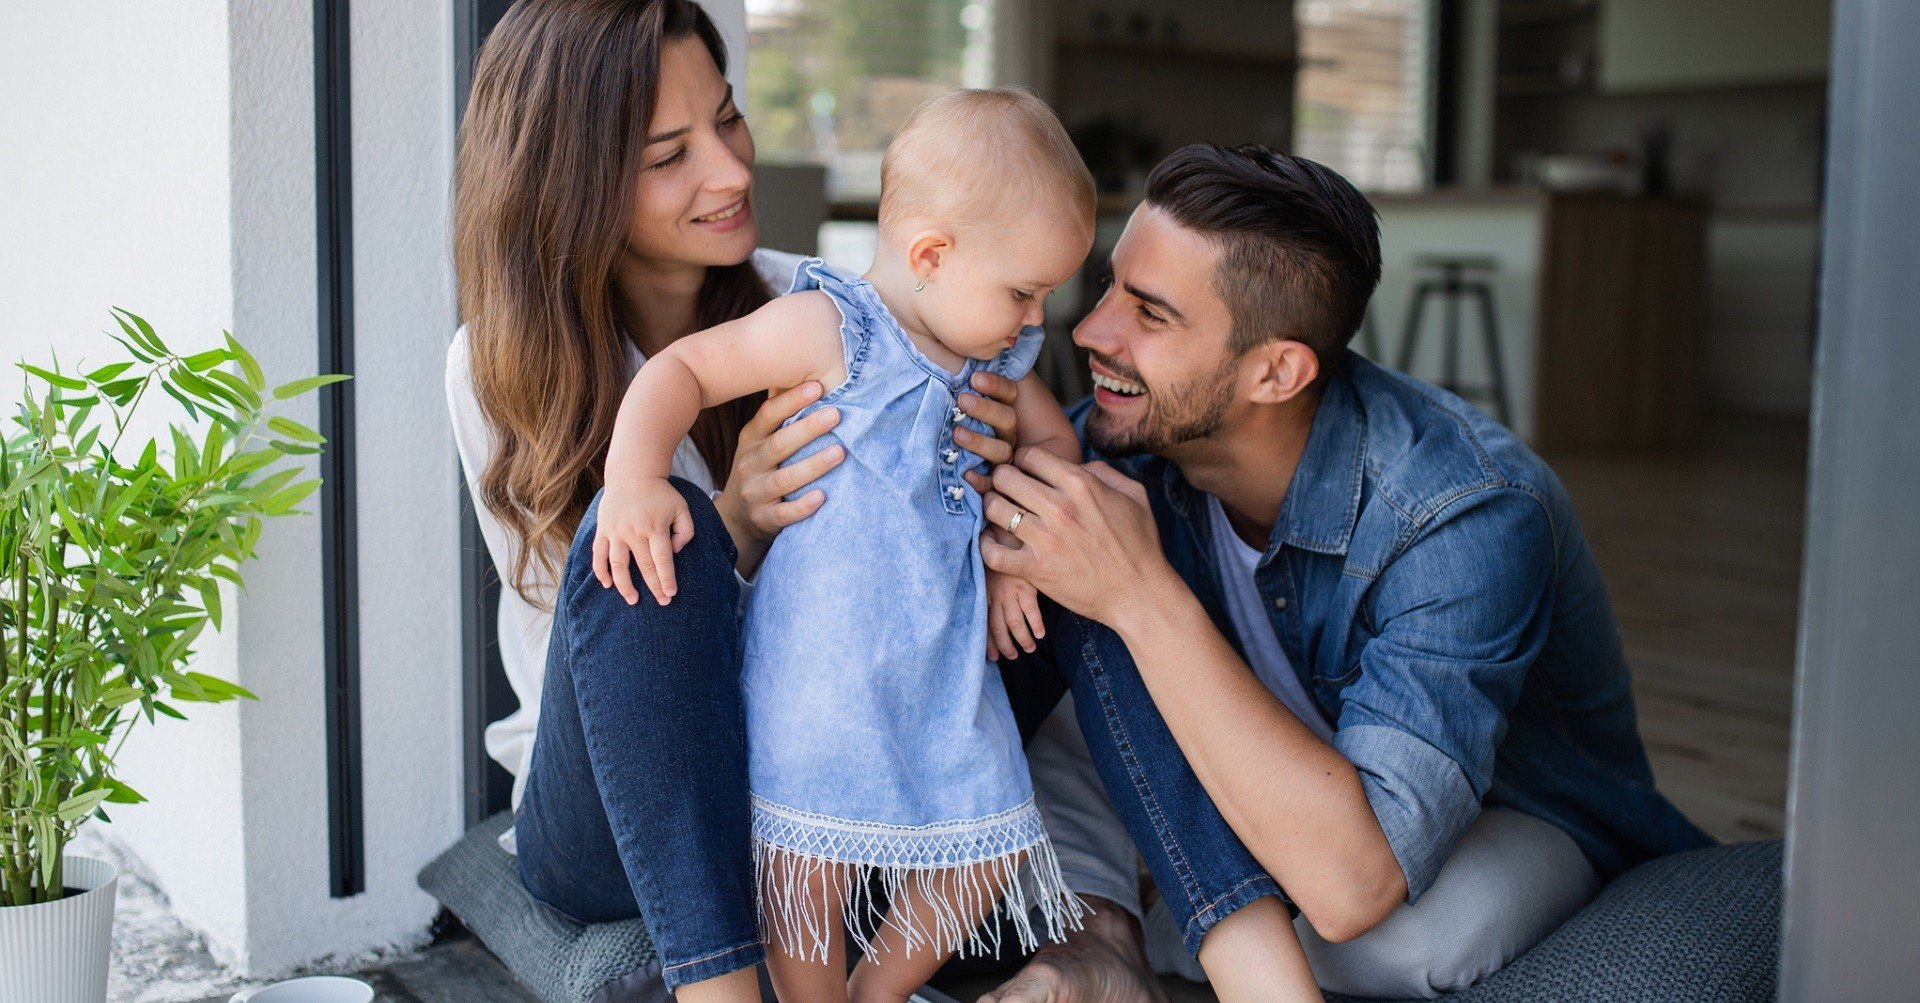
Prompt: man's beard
<box><xmin>1084</xmin><ymin>353</ymin><xmax>1238</xmax><ymax>457</ymax></box>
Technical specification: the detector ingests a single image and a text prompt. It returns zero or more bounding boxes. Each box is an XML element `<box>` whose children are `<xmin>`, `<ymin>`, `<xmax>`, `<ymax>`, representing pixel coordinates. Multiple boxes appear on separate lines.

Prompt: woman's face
<box><xmin>626</xmin><ymin>37</ymin><xmax>759</xmax><ymax>269</ymax></box>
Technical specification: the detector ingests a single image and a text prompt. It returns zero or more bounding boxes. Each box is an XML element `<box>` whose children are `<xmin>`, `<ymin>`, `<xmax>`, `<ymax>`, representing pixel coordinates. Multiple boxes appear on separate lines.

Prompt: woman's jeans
<box><xmin>513</xmin><ymin>481</ymin><xmax>1068</xmax><ymax>990</ymax></box>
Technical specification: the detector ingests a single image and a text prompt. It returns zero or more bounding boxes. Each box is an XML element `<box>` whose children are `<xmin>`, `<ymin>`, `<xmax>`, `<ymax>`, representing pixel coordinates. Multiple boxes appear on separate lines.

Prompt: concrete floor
<box><xmin>107</xmin><ymin>415</ymin><xmax>1804</xmax><ymax>1002</ymax></box>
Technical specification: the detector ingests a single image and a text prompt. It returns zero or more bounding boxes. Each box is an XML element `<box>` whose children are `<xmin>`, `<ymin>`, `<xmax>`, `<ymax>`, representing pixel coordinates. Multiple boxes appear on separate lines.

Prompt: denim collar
<box><xmin>1158</xmin><ymin>357</ymin><xmax>1367</xmax><ymax>560</ymax></box>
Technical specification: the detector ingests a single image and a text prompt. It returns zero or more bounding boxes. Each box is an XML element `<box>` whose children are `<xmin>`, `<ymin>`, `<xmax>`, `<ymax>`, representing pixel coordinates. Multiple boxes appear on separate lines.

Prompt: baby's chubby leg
<box><xmin>763</xmin><ymin>851</ymin><xmax>851</xmax><ymax>1003</ymax></box>
<box><xmin>847</xmin><ymin>855</ymin><xmax>1023</xmax><ymax>1003</ymax></box>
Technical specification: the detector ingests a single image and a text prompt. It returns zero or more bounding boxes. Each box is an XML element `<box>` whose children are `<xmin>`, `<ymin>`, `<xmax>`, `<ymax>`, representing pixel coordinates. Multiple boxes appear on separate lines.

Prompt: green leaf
<box><xmin>103</xmin><ymin>468</ymin><xmax>156</xmax><ymax>523</ymax></box>
<box><xmin>86</xmin><ymin>361</ymin><xmax>134</xmax><ymax>384</ymax></box>
<box><xmin>225</xmin><ymin>331</ymin><xmax>265</xmax><ymax>390</ymax></box>
<box><xmin>112</xmin><ymin>307</ymin><xmax>168</xmax><ymax>356</ymax></box>
<box><xmin>100</xmin><ymin>377</ymin><xmax>144</xmax><ymax>404</ymax></box>
<box><xmin>57</xmin><ymin>788</ymin><xmax>111</xmax><ymax>822</ymax></box>
<box><xmin>100</xmin><ymin>686</ymin><xmax>142</xmax><ymax>709</ymax></box>
<box><xmin>173</xmin><ymin>366</ymin><xmax>244</xmax><ymax>411</ymax></box>
<box><xmin>109</xmin><ymin>332</ymin><xmax>155</xmax><ymax>364</ymax></box>
<box><xmin>152</xmin><ymin>701</ymin><xmax>186</xmax><ymax>721</ymax></box>
<box><xmin>182</xmin><ymin>348</ymin><xmax>230</xmax><ymax>372</ymax></box>
<box><xmin>271</xmin><ymin>373</ymin><xmax>352</xmax><ymax>400</ymax></box>
<box><xmin>102</xmin><ymin>777</ymin><xmax>148</xmax><ymax>805</ymax></box>
<box><xmin>161</xmin><ymin>379</ymin><xmax>199</xmax><ymax>419</ymax></box>
<box><xmin>20</xmin><ymin>364</ymin><xmax>87</xmax><ymax>391</ymax></box>
<box><xmin>185</xmin><ymin>671</ymin><xmax>257</xmax><ymax>702</ymax></box>
<box><xmin>205</xmin><ymin>368</ymin><xmax>261</xmax><ymax>410</ymax></box>
<box><xmin>201</xmin><ymin>420</ymin><xmax>229</xmax><ymax>471</ymax></box>
<box><xmin>197</xmin><ymin>577</ymin><xmax>223</xmax><ymax>631</ymax></box>
<box><xmin>269</xmin><ymin>440</ymin><xmax>322</xmax><ymax>456</ymax></box>
<box><xmin>267</xmin><ymin>416</ymin><xmax>325</xmax><ymax>444</ymax></box>
<box><xmin>263</xmin><ymin>478</ymin><xmax>321</xmax><ymax>514</ymax></box>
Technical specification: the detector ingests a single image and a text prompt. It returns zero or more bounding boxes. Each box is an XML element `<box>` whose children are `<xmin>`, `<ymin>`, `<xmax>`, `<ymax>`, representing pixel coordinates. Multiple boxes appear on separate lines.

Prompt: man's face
<box><xmin>1076</xmin><ymin>206</ymin><xmax>1242</xmax><ymax>457</ymax></box>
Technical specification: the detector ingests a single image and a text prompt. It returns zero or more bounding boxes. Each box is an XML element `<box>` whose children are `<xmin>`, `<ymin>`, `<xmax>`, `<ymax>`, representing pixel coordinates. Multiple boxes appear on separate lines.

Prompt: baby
<box><xmin>596</xmin><ymin>88</ymin><xmax>1094</xmax><ymax>1001</ymax></box>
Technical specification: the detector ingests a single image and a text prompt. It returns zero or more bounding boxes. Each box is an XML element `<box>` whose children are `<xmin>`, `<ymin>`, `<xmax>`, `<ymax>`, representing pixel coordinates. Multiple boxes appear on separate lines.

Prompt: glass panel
<box><xmin>747</xmin><ymin>0</ymin><xmax>998</xmax><ymax>199</ymax></box>
<box><xmin>1293</xmin><ymin>0</ymin><xmax>1433</xmax><ymax>192</ymax></box>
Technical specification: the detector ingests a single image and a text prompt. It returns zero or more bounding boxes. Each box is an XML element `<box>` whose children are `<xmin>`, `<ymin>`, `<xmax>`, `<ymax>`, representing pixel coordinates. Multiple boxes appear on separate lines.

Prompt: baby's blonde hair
<box><xmin>878</xmin><ymin>87</ymin><xmax>1096</xmax><ymax>238</ymax></box>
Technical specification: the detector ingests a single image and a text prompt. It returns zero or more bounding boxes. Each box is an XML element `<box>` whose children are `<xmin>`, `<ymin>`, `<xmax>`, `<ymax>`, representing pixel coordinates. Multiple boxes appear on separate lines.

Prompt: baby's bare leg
<box><xmin>763</xmin><ymin>852</ymin><xmax>850</xmax><ymax>1003</ymax></box>
<box><xmin>847</xmin><ymin>858</ymin><xmax>1017</xmax><ymax>1003</ymax></box>
<box><xmin>1196</xmin><ymin>895</ymin><xmax>1319</xmax><ymax>1002</ymax></box>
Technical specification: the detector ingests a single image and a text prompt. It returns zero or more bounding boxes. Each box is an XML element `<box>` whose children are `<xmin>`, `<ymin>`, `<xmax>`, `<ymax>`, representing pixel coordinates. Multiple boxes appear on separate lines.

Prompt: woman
<box><xmin>443</xmin><ymin>2</ymin><xmax>1028</xmax><ymax>999</ymax></box>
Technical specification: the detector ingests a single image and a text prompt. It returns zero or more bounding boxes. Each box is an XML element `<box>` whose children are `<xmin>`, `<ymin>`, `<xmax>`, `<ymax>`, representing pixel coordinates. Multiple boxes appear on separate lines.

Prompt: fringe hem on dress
<box><xmin>750</xmin><ymin>793</ymin><xmax>1087</xmax><ymax>965</ymax></box>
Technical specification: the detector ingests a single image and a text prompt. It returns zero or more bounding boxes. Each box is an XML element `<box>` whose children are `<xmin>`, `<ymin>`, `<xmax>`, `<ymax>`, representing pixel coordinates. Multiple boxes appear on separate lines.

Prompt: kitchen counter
<box><xmin>1370</xmin><ymin>190</ymin><xmax>1707</xmax><ymax>449</ymax></box>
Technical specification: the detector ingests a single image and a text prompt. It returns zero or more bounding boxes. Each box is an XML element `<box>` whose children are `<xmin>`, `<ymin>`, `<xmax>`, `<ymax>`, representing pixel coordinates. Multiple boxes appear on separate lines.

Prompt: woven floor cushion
<box><xmin>419</xmin><ymin>811</ymin><xmax>667</xmax><ymax>1002</ymax></box>
<box><xmin>420</xmin><ymin>812</ymin><xmax>1780</xmax><ymax>1003</ymax></box>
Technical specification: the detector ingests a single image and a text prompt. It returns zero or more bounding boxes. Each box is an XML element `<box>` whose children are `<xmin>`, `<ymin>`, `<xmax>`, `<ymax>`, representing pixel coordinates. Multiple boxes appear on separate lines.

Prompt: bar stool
<box><xmin>1395</xmin><ymin>254</ymin><xmax>1512</xmax><ymax>426</ymax></box>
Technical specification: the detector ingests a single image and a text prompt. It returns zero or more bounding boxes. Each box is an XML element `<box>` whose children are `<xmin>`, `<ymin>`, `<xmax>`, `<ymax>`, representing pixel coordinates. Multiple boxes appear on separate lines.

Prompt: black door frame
<box><xmin>455</xmin><ymin>0</ymin><xmax>520</xmax><ymax>829</ymax></box>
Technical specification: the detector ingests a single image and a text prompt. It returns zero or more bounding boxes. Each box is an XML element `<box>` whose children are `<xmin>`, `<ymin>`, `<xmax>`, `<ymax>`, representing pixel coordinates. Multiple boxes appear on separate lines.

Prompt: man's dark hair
<box><xmin>1143</xmin><ymin>144</ymin><xmax>1382</xmax><ymax>372</ymax></box>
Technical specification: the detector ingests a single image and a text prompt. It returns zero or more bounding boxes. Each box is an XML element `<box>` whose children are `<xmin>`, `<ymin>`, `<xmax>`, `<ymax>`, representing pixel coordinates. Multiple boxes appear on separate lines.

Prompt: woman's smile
<box><xmin>692</xmin><ymin>195</ymin><xmax>752</xmax><ymax>232</ymax></box>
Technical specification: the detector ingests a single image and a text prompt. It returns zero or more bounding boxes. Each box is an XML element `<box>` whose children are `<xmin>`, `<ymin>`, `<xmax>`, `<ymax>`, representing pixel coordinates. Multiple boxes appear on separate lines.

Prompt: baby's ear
<box><xmin>907</xmin><ymin>227</ymin><xmax>956</xmax><ymax>280</ymax></box>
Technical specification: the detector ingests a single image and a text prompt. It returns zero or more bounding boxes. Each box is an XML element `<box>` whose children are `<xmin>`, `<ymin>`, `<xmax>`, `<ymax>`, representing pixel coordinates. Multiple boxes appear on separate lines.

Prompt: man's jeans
<box><xmin>1032</xmin><ymin>610</ymin><xmax>1601</xmax><ymax>999</ymax></box>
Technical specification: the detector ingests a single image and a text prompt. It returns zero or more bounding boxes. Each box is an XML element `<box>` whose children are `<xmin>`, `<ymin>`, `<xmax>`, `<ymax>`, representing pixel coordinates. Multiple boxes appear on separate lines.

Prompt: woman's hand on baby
<box><xmin>593</xmin><ymin>476</ymin><xmax>695</xmax><ymax>606</ymax></box>
<box><xmin>715</xmin><ymin>381</ymin><xmax>844</xmax><ymax>546</ymax></box>
<box><xmin>986</xmin><ymin>566</ymin><xmax>1046</xmax><ymax>661</ymax></box>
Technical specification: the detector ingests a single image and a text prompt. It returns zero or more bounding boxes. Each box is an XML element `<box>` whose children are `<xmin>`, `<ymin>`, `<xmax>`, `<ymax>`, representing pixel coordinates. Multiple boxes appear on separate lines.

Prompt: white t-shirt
<box><xmin>1204</xmin><ymin>494</ymin><xmax>1337</xmax><ymax>743</ymax></box>
<box><xmin>444</xmin><ymin>248</ymin><xmax>807</xmax><ymax>815</ymax></box>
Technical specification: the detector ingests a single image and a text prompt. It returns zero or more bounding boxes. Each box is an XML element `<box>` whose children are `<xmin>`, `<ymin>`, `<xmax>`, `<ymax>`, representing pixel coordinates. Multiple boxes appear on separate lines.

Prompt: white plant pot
<box><xmin>0</xmin><ymin>855</ymin><xmax>119</xmax><ymax>1003</ymax></box>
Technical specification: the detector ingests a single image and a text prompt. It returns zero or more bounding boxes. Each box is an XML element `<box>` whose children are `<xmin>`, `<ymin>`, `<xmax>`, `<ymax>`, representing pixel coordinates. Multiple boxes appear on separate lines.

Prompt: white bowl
<box><xmin>229</xmin><ymin>975</ymin><xmax>374</xmax><ymax>1003</ymax></box>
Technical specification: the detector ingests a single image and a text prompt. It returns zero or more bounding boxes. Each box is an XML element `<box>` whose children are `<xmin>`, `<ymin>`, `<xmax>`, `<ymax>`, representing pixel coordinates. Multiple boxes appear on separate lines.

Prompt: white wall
<box><xmin>224</xmin><ymin>0</ymin><xmax>464</xmax><ymax>977</ymax></box>
<box><xmin>2</xmin><ymin>0</ymin><xmax>465</xmax><ymax>979</ymax></box>
<box><xmin>0</xmin><ymin>1</ymin><xmax>252</xmax><ymax>954</ymax></box>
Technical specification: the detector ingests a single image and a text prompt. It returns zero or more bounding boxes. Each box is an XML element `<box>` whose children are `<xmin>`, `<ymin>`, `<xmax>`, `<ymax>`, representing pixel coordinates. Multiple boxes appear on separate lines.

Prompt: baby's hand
<box><xmin>593</xmin><ymin>477</ymin><xmax>695</xmax><ymax>606</ymax></box>
<box><xmin>986</xmin><ymin>567</ymin><xmax>1046</xmax><ymax>661</ymax></box>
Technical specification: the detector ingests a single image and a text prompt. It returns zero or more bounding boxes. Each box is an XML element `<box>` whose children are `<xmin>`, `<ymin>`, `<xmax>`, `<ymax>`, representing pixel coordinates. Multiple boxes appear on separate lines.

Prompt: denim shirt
<box><xmin>1076</xmin><ymin>353</ymin><xmax>1711</xmax><ymax>902</ymax></box>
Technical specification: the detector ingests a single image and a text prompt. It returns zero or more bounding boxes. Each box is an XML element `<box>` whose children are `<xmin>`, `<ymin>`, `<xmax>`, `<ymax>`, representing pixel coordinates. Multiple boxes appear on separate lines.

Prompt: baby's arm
<box><xmin>986</xmin><ymin>373</ymin><xmax>1077</xmax><ymax>659</ymax></box>
<box><xmin>596</xmin><ymin>291</ymin><xmax>846</xmax><ymax>605</ymax></box>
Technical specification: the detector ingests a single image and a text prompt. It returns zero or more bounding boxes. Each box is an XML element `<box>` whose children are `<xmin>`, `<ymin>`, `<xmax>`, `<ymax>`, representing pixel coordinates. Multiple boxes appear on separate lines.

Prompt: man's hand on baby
<box><xmin>593</xmin><ymin>477</ymin><xmax>695</xmax><ymax>606</ymax></box>
<box><xmin>986</xmin><ymin>566</ymin><xmax>1046</xmax><ymax>661</ymax></box>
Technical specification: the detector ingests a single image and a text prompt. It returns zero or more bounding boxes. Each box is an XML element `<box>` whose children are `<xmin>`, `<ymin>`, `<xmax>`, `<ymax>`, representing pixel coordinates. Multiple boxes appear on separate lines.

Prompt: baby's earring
<box><xmin>914</xmin><ymin>277</ymin><xmax>927</xmax><ymax>292</ymax></box>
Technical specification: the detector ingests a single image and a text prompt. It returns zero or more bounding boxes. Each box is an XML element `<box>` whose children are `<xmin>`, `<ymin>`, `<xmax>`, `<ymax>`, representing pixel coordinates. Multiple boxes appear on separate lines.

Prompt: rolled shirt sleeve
<box><xmin>1334</xmin><ymin>488</ymin><xmax>1556</xmax><ymax>903</ymax></box>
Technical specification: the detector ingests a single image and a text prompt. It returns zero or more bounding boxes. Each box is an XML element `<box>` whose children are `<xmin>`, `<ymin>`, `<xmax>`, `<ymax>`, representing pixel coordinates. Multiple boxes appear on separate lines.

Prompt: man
<box><xmin>973</xmin><ymin>145</ymin><xmax>1710</xmax><ymax>999</ymax></box>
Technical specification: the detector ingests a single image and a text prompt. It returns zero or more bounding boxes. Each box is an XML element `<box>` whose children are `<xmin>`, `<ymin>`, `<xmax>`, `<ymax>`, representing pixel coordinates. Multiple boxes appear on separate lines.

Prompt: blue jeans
<box><xmin>1045</xmin><ymin>609</ymin><xmax>1286</xmax><ymax>957</ymax></box>
<box><xmin>513</xmin><ymin>481</ymin><xmax>1069</xmax><ymax>991</ymax></box>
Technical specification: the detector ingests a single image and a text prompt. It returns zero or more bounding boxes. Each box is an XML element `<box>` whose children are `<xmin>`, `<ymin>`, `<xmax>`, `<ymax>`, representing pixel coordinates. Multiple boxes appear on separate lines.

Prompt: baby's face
<box><xmin>923</xmin><ymin>215</ymin><xmax>1093</xmax><ymax>361</ymax></box>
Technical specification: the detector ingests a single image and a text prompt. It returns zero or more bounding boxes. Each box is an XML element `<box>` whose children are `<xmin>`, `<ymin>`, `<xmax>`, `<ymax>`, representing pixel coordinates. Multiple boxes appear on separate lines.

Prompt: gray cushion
<box><xmin>420</xmin><ymin>814</ymin><xmax>1780</xmax><ymax>1003</ymax></box>
<box><xmin>1325</xmin><ymin>839</ymin><xmax>1782</xmax><ymax>1002</ymax></box>
<box><xmin>418</xmin><ymin>812</ymin><xmax>664</xmax><ymax>1003</ymax></box>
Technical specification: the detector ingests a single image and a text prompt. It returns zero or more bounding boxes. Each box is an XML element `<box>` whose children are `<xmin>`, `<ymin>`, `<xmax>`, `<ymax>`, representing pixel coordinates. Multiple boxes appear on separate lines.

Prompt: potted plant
<box><xmin>0</xmin><ymin>309</ymin><xmax>346</xmax><ymax>1002</ymax></box>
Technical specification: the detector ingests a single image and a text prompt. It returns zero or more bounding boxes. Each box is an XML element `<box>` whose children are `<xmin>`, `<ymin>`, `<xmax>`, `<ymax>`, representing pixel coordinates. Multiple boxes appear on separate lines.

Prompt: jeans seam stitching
<box><xmin>1182</xmin><ymin>873</ymin><xmax>1276</xmax><ymax>943</ymax></box>
<box><xmin>1085</xmin><ymin>627</ymin><xmax>1203</xmax><ymax>912</ymax></box>
<box><xmin>663</xmin><ymin>939</ymin><xmax>761</xmax><ymax>973</ymax></box>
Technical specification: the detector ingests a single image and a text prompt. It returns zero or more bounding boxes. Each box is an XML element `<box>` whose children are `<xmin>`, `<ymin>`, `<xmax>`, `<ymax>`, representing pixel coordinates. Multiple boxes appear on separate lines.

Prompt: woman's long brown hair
<box><xmin>455</xmin><ymin>0</ymin><xmax>769</xmax><ymax>605</ymax></box>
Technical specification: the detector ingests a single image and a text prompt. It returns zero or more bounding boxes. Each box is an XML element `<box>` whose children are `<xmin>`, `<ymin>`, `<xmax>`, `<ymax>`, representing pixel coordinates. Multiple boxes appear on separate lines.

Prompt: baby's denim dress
<box><xmin>740</xmin><ymin>258</ymin><xmax>1084</xmax><ymax>962</ymax></box>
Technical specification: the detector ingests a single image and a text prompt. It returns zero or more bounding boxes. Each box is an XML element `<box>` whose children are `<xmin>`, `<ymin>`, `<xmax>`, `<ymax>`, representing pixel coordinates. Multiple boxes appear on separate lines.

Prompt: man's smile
<box><xmin>1090</xmin><ymin>362</ymin><xmax>1147</xmax><ymax>406</ymax></box>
